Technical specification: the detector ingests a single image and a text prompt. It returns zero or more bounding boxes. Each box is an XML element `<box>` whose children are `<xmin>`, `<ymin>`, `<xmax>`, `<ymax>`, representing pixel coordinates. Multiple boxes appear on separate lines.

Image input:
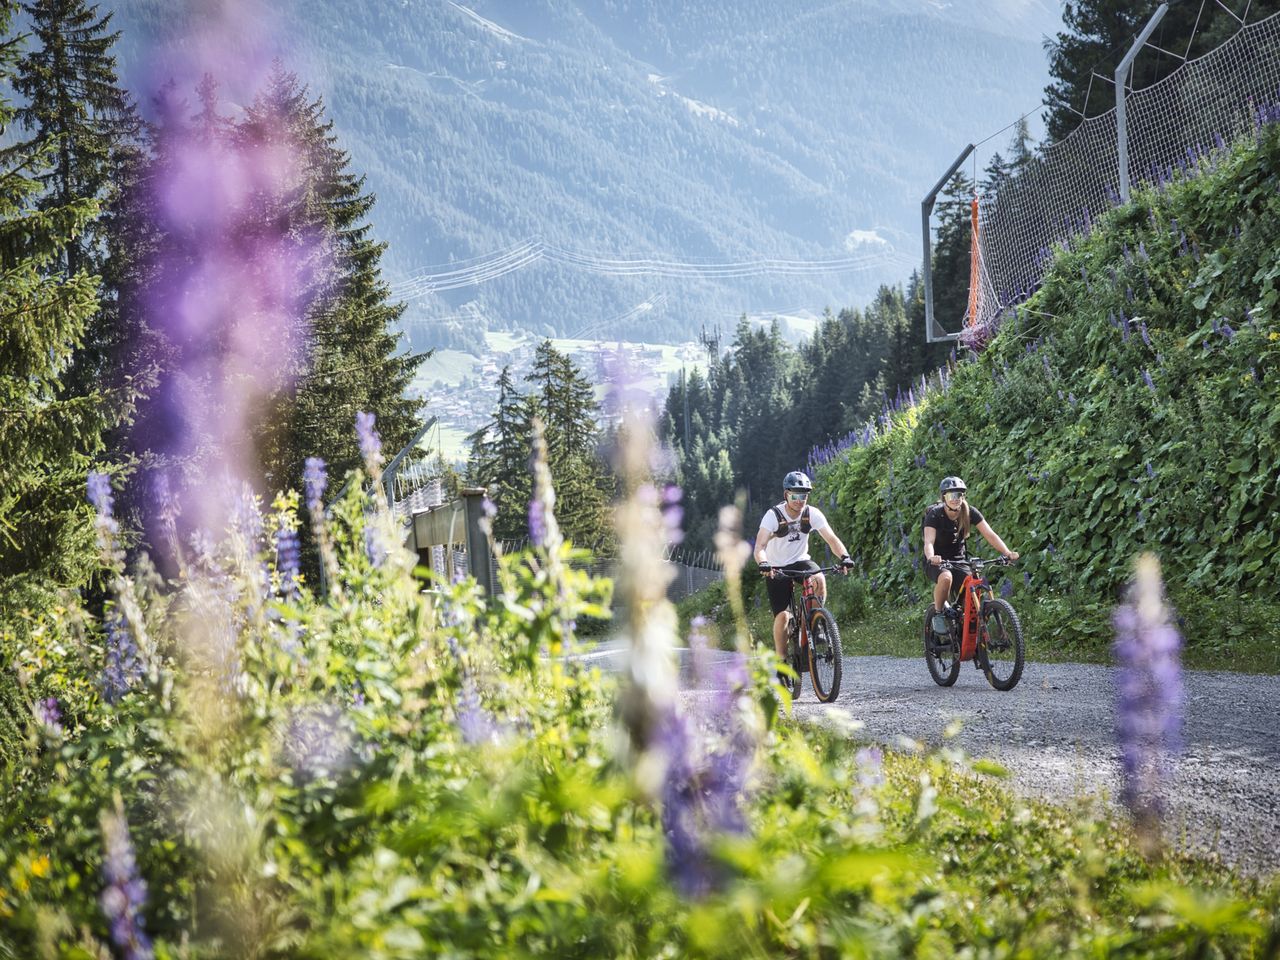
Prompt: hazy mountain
<box><xmin>106</xmin><ymin>0</ymin><xmax>1060</xmax><ymax>349</ymax></box>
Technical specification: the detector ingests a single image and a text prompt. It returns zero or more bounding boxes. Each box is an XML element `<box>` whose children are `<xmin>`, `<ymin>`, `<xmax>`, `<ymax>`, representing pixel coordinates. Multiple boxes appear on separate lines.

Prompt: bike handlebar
<box><xmin>760</xmin><ymin>564</ymin><xmax>848</xmax><ymax>580</ymax></box>
<box><xmin>937</xmin><ymin>555</ymin><xmax>1014</xmax><ymax>572</ymax></box>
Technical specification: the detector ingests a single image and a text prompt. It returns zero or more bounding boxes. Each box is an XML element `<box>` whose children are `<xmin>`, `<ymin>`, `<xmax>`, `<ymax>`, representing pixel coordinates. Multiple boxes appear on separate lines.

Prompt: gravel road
<box><xmin>787</xmin><ymin>655</ymin><xmax>1280</xmax><ymax>876</ymax></box>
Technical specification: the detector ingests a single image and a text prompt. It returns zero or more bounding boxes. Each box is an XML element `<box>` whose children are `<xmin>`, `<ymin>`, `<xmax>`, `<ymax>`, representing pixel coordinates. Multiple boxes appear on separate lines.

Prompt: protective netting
<box><xmin>965</xmin><ymin>10</ymin><xmax>1280</xmax><ymax>339</ymax></box>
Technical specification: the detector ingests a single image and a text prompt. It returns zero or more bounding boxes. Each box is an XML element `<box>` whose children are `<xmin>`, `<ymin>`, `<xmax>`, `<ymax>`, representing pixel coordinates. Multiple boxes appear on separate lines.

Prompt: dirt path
<box><xmin>789</xmin><ymin>655</ymin><xmax>1280</xmax><ymax>875</ymax></box>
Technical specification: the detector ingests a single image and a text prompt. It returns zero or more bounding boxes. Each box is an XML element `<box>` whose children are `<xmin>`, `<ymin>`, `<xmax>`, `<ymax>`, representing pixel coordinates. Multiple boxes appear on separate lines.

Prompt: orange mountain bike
<box><xmin>923</xmin><ymin>556</ymin><xmax>1024</xmax><ymax>690</ymax></box>
<box><xmin>771</xmin><ymin>565</ymin><xmax>843</xmax><ymax>703</ymax></box>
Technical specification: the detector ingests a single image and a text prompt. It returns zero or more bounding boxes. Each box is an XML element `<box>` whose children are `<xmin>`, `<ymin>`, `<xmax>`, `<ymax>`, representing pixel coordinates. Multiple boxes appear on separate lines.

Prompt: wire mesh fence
<box><xmin>967</xmin><ymin>9</ymin><xmax>1280</xmax><ymax>339</ymax></box>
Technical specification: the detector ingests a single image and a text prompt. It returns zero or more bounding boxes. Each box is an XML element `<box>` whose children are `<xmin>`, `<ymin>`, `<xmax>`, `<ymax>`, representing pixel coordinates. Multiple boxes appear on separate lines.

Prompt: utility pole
<box><xmin>681</xmin><ymin>366</ymin><xmax>691</xmax><ymax>452</ymax></box>
<box><xmin>1116</xmin><ymin>3</ymin><xmax>1169</xmax><ymax>202</ymax></box>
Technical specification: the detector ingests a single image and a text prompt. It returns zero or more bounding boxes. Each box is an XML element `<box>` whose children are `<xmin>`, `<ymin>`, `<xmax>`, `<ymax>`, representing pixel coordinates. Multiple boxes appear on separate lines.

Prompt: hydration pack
<box><xmin>771</xmin><ymin>504</ymin><xmax>811</xmax><ymax>538</ymax></box>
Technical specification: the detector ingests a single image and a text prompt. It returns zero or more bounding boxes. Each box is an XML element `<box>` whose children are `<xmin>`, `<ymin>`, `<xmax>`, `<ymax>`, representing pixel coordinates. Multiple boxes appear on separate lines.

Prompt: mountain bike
<box><xmin>923</xmin><ymin>556</ymin><xmax>1024</xmax><ymax>691</ymax></box>
<box><xmin>768</xmin><ymin>565</ymin><xmax>844</xmax><ymax>702</ymax></box>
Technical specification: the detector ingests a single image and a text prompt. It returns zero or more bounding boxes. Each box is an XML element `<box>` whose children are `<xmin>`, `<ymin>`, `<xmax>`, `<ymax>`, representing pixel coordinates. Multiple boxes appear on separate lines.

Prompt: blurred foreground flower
<box><xmin>1113</xmin><ymin>553</ymin><xmax>1184</xmax><ymax>855</ymax></box>
<box><xmin>99</xmin><ymin>797</ymin><xmax>153</xmax><ymax>960</ymax></box>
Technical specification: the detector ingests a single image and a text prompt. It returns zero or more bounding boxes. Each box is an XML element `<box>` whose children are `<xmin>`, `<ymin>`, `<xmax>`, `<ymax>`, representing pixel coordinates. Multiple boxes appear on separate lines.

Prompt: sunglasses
<box><xmin>943</xmin><ymin>491</ymin><xmax>965</xmax><ymax>503</ymax></box>
<box><xmin>786</xmin><ymin>491</ymin><xmax>809</xmax><ymax>501</ymax></box>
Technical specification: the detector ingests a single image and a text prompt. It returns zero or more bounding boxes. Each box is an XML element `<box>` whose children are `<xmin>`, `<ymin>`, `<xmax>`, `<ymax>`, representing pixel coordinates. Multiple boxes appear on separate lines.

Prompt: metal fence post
<box><xmin>922</xmin><ymin>143</ymin><xmax>975</xmax><ymax>343</ymax></box>
<box><xmin>1116</xmin><ymin>4</ymin><xmax>1169</xmax><ymax>202</ymax></box>
<box><xmin>461</xmin><ymin>487</ymin><xmax>495</xmax><ymax>596</ymax></box>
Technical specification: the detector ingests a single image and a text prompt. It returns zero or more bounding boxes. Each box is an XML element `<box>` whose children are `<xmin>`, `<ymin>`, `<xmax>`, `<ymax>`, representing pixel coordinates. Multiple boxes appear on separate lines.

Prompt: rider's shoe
<box><xmin>931</xmin><ymin>610</ymin><xmax>949</xmax><ymax>634</ymax></box>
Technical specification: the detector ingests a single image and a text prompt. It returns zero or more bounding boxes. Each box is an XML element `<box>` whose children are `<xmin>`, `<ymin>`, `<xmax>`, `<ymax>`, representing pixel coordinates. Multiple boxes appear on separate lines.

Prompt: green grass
<box><xmin>413</xmin><ymin>347</ymin><xmax>477</xmax><ymax>387</ymax></box>
<box><xmin>678</xmin><ymin>573</ymin><xmax>1280</xmax><ymax>674</ymax></box>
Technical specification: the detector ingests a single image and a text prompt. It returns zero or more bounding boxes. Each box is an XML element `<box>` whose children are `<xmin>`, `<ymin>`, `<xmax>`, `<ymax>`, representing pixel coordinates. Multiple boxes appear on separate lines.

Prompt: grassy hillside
<box><xmin>805</xmin><ymin>119</ymin><xmax>1280</xmax><ymax>664</ymax></box>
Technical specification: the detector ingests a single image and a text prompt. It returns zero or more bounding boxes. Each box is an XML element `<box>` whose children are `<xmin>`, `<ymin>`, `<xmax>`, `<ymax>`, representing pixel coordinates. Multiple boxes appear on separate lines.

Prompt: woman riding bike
<box><xmin>922</xmin><ymin>476</ymin><xmax>1019</xmax><ymax>634</ymax></box>
<box><xmin>754</xmin><ymin>471</ymin><xmax>854</xmax><ymax>671</ymax></box>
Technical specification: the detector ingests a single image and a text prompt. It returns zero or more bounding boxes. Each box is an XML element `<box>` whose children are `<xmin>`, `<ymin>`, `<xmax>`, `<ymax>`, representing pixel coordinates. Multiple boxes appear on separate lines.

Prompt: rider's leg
<box><xmin>813</xmin><ymin>571</ymin><xmax>827</xmax><ymax>604</ymax></box>
<box><xmin>772</xmin><ymin>610</ymin><xmax>790</xmax><ymax>659</ymax></box>
<box><xmin>933</xmin><ymin>570</ymin><xmax>953</xmax><ymax>613</ymax></box>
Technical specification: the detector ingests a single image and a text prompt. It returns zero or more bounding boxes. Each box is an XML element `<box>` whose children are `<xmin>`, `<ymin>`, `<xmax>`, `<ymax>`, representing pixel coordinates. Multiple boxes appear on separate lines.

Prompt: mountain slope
<box><xmin>106</xmin><ymin>0</ymin><xmax>1058</xmax><ymax>347</ymax></box>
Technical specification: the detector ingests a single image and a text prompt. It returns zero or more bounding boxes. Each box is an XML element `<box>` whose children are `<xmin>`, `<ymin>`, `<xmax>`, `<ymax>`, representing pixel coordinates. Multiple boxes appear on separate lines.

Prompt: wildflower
<box><xmin>35</xmin><ymin>697</ymin><xmax>63</xmax><ymax>738</ymax></box>
<box><xmin>274</xmin><ymin>521</ymin><xmax>300</xmax><ymax>597</ymax></box>
<box><xmin>855</xmin><ymin>746</ymin><xmax>885</xmax><ymax>788</ymax></box>
<box><xmin>662</xmin><ymin>485</ymin><xmax>684</xmax><ymax>546</ymax></box>
<box><xmin>1140</xmin><ymin>322</ymin><xmax>1152</xmax><ymax>347</ymax></box>
<box><xmin>303</xmin><ymin>457</ymin><xmax>327</xmax><ymax>514</ymax></box>
<box><xmin>355</xmin><ymin>410</ymin><xmax>382</xmax><ymax>471</ymax></box>
<box><xmin>1142</xmin><ymin>369</ymin><xmax>1156</xmax><ymax>392</ymax></box>
<box><xmin>1145</xmin><ymin>461</ymin><xmax>1156</xmax><ymax>480</ymax></box>
<box><xmin>457</xmin><ymin>675</ymin><xmax>495</xmax><ymax>745</ymax></box>
<box><xmin>99</xmin><ymin>800</ymin><xmax>153</xmax><ymax>960</ymax></box>
<box><xmin>102</xmin><ymin>610</ymin><xmax>142</xmax><ymax>704</ymax></box>
<box><xmin>1000</xmin><ymin>578</ymin><xmax>1013</xmax><ymax>599</ymax></box>
<box><xmin>1113</xmin><ymin>554</ymin><xmax>1184</xmax><ymax>851</ymax></box>
<box><xmin>1068</xmin><ymin>392</ymin><xmax>1078</xmax><ymax>408</ymax></box>
<box><xmin>1219</xmin><ymin>320</ymin><xmax>1235</xmax><ymax>340</ymax></box>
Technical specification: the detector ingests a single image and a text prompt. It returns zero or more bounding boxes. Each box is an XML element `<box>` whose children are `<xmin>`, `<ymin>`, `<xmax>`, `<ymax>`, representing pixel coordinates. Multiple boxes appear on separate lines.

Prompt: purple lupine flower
<box><xmin>1023</xmin><ymin>571</ymin><xmax>1031</xmax><ymax>588</ymax></box>
<box><xmin>1068</xmin><ymin>392</ymin><xmax>1078</xmax><ymax>408</ymax></box>
<box><xmin>662</xmin><ymin>485</ymin><xmax>684</xmax><ymax>546</ymax></box>
<box><xmin>355</xmin><ymin>411</ymin><xmax>382</xmax><ymax>468</ymax></box>
<box><xmin>1138</xmin><ymin>241</ymin><xmax>1149</xmax><ymax>261</ymax></box>
<box><xmin>275</xmin><ymin>522</ymin><xmax>300</xmax><ymax>597</ymax></box>
<box><xmin>457</xmin><ymin>675</ymin><xmax>495</xmax><ymax>745</ymax></box>
<box><xmin>1213</xmin><ymin>131</ymin><xmax>1225</xmax><ymax>151</ymax></box>
<box><xmin>1000</xmin><ymin>578</ymin><xmax>1013</xmax><ymax>599</ymax></box>
<box><xmin>303</xmin><ymin>457</ymin><xmax>327</xmax><ymax>513</ymax></box>
<box><xmin>1140</xmin><ymin>322</ymin><xmax>1152</xmax><ymax>348</ymax></box>
<box><xmin>1145</xmin><ymin>461</ymin><xmax>1156</xmax><ymax>480</ymax></box>
<box><xmin>855</xmin><ymin>746</ymin><xmax>884</xmax><ymax>789</ymax></box>
<box><xmin>87</xmin><ymin>471</ymin><xmax>114</xmax><ymax>519</ymax></box>
<box><xmin>1113</xmin><ymin>555</ymin><xmax>1184</xmax><ymax>835</ymax></box>
<box><xmin>527</xmin><ymin>498</ymin><xmax>546</xmax><ymax>547</ymax></box>
<box><xmin>1142</xmin><ymin>369</ymin><xmax>1156</xmax><ymax>392</ymax></box>
<box><xmin>35</xmin><ymin>697</ymin><xmax>63</xmax><ymax>737</ymax></box>
<box><xmin>99</xmin><ymin>803</ymin><xmax>154</xmax><ymax>960</ymax></box>
<box><xmin>363</xmin><ymin>523</ymin><xmax>388</xmax><ymax>568</ymax></box>
<box><xmin>1219</xmin><ymin>320</ymin><xmax>1235</xmax><ymax>340</ymax></box>
<box><xmin>102</xmin><ymin>610</ymin><xmax>142</xmax><ymax>704</ymax></box>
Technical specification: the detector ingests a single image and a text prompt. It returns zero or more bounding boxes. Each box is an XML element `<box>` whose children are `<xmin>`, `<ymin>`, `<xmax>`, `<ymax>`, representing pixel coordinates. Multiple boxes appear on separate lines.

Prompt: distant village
<box><xmin>410</xmin><ymin>337</ymin><xmax>711</xmax><ymax>451</ymax></box>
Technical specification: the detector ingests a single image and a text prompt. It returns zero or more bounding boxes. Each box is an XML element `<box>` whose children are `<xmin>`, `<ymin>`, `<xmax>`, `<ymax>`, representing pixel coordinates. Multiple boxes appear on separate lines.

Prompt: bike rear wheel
<box><xmin>979</xmin><ymin>597</ymin><xmax>1025</xmax><ymax>691</ymax></box>
<box><xmin>807</xmin><ymin>608</ymin><xmax>843</xmax><ymax>702</ymax></box>
<box><xmin>923</xmin><ymin>605</ymin><xmax>960</xmax><ymax>687</ymax></box>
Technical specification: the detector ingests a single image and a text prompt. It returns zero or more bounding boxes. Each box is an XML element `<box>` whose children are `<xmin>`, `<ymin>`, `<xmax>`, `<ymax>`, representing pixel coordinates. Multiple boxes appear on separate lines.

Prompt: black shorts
<box><xmin>925</xmin><ymin>558</ymin><xmax>970</xmax><ymax>585</ymax></box>
<box><xmin>766</xmin><ymin>560</ymin><xmax>821</xmax><ymax>615</ymax></box>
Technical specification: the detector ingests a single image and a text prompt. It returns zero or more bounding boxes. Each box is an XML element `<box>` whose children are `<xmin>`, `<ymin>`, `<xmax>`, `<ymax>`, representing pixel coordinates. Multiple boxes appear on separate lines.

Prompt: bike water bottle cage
<box><xmin>772</xmin><ymin>504</ymin><xmax>811</xmax><ymax>536</ymax></box>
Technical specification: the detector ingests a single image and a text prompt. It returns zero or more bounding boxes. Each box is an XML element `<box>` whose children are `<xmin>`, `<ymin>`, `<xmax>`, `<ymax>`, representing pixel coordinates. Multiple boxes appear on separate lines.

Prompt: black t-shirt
<box><xmin>923</xmin><ymin>502</ymin><xmax>985</xmax><ymax>561</ymax></box>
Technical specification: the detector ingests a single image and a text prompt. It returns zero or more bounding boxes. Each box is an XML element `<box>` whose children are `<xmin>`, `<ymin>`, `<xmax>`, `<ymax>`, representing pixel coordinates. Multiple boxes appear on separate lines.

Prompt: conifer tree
<box><xmin>15</xmin><ymin>0</ymin><xmax>144</xmax><ymax>397</ymax></box>
<box><xmin>467</xmin><ymin>365</ymin><xmax>534</xmax><ymax>542</ymax></box>
<box><xmin>0</xmin><ymin>0</ymin><xmax>139</xmax><ymax>608</ymax></box>
<box><xmin>241</xmin><ymin>65</ymin><xmax>425</xmax><ymax>496</ymax></box>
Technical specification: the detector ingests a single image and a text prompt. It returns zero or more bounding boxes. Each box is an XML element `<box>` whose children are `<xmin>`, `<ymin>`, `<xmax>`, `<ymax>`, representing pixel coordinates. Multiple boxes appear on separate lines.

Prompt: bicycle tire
<box><xmin>783</xmin><ymin>616</ymin><xmax>804</xmax><ymax>700</ymax></box>
<box><xmin>807</xmin><ymin>607</ymin><xmax>843</xmax><ymax>702</ymax></box>
<box><xmin>923</xmin><ymin>605</ymin><xmax>960</xmax><ymax>687</ymax></box>
<box><xmin>979</xmin><ymin>597</ymin><xmax>1025</xmax><ymax>691</ymax></box>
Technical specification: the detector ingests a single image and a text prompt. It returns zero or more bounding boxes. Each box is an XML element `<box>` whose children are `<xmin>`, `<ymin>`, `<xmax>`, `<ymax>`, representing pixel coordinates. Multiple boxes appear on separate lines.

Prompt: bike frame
<box><xmin>791</xmin><ymin>576</ymin><xmax>822</xmax><ymax>654</ymax></box>
<box><xmin>954</xmin><ymin>565</ymin><xmax>993</xmax><ymax>662</ymax></box>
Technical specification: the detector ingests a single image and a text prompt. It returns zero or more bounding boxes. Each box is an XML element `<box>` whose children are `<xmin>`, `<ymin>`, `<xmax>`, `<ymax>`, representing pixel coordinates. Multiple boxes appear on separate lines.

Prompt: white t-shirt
<box><xmin>759</xmin><ymin>503</ymin><xmax>829</xmax><ymax>567</ymax></box>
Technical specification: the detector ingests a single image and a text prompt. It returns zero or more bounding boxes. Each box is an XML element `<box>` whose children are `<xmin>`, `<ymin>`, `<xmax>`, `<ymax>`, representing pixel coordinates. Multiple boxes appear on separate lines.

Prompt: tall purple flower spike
<box><xmin>99</xmin><ymin>803</ymin><xmax>154</xmax><ymax>960</ymax></box>
<box><xmin>1113</xmin><ymin>554</ymin><xmax>1184</xmax><ymax>843</ymax></box>
<box><xmin>356</xmin><ymin>411</ymin><xmax>382</xmax><ymax>467</ymax></box>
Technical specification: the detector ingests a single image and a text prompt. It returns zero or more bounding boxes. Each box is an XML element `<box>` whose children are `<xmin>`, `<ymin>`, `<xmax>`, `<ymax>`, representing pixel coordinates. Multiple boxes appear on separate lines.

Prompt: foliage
<box><xmin>0</xmin><ymin>464</ymin><xmax>1277</xmax><ymax>958</ymax></box>
<box><xmin>815</xmin><ymin>120</ymin><xmax>1280</xmax><ymax>616</ymax></box>
<box><xmin>467</xmin><ymin>341</ymin><xmax>613</xmax><ymax>550</ymax></box>
<box><xmin>1043</xmin><ymin>0</ymin><xmax>1280</xmax><ymax>142</ymax></box>
<box><xmin>661</xmin><ymin>293</ymin><xmax>948</xmax><ymax>548</ymax></box>
<box><xmin>0</xmin><ymin>0</ymin><xmax>141</xmax><ymax>616</ymax></box>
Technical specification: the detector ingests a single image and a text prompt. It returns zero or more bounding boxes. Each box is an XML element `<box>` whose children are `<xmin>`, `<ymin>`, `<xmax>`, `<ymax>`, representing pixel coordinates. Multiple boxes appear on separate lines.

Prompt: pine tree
<box><xmin>1043</xmin><ymin>1</ymin><xmax>1280</xmax><ymax>143</ymax></box>
<box><xmin>240</xmin><ymin>65</ymin><xmax>426</xmax><ymax>497</ymax></box>
<box><xmin>0</xmin><ymin>0</ymin><xmax>139</xmax><ymax>608</ymax></box>
<box><xmin>467</xmin><ymin>365</ymin><xmax>533</xmax><ymax>542</ymax></box>
<box><xmin>15</xmin><ymin>0</ymin><xmax>144</xmax><ymax>398</ymax></box>
<box><xmin>931</xmin><ymin>170</ymin><xmax>976</xmax><ymax>332</ymax></box>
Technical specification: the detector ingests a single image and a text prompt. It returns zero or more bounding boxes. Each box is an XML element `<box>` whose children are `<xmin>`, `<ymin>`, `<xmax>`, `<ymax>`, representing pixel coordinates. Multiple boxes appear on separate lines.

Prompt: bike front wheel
<box><xmin>923</xmin><ymin>605</ymin><xmax>960</xmax><ymax>687</ymax></box>
<box><xmin>979</xmin><ymin>597</ymin><xmax>1025</xmax><ymax>691</ymax></box>
<box><xmin>807</xmin><ymin>608</ymin><xmax>843</xmax><ymax>702</ymax></box>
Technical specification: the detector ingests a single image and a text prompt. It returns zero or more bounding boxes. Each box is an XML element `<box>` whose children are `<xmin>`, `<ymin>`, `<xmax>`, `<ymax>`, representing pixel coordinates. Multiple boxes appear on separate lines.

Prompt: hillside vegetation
<box><xmin>812</xmin><ymin>119</ymin><xmax>1280</xmax><ymax>656</ymax></box>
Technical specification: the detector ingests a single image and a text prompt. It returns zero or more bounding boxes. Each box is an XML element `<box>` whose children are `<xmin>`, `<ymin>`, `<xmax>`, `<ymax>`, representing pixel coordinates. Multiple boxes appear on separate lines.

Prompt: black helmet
<box><xmin>939</xmin><ymin>476</ymin><xmax>967</xmax><ymax>495</ymax></box>
<box><xmin>783</xmin><ymin>470</ymin><xmax>813</xmax><ymax>492</ymax></box>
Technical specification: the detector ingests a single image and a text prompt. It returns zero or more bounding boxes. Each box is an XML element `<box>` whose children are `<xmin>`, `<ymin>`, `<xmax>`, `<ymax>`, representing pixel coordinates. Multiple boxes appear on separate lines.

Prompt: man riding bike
<box><xmin>753</xmin><ymin>471</ymin><xmax>855</xmax><ymax>667</ymax></box>
<box><xmin>922</xmin><ymin>476</ymin><xmax>1020</xmax><ymax>635</ymax></box>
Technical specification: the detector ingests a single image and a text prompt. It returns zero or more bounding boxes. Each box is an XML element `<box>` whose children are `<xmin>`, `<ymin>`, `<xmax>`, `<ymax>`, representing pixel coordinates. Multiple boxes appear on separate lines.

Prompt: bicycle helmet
<box><xmin>939</xmin><ymin>476</ymin><xmax>967</xmax><ymax>495</ymax></box>
<box><xmin>783</xmin><ymin>470</ymin><xmax>813</xmax><ymax>492</ymax></box>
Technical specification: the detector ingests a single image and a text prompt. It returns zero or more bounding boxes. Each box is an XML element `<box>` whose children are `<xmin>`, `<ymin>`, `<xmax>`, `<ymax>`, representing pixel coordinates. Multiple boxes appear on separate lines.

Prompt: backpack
<box><xmin>771</xmin><ymin>503</ymin><xmax>811</xmax><ymax>537</ymax></box>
